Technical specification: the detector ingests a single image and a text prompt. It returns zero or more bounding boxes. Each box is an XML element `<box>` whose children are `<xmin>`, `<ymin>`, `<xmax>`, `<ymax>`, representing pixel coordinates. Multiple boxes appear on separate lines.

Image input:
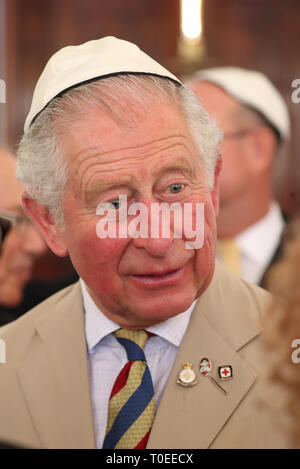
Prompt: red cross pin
<box><xmin>218</xmin><ymin>365</ymin><xmax>233</xmax><ymax>380</ymax></box>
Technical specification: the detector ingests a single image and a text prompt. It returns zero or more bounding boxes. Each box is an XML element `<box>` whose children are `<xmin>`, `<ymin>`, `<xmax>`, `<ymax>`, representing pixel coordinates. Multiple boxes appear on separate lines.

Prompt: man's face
<box><xmin>0</xmin><ymin>150</ymin><xmax>46</xmax><ymax>307</ymax></box>
<box><xmin>35</xmin><ymin>99</ymin><xmax>220</xmax><ymax>328</ymax></box>
<box><xmin>190</xmin><ymin>81</ymin><xmax>254</xmax><ymax>209</ymax></box>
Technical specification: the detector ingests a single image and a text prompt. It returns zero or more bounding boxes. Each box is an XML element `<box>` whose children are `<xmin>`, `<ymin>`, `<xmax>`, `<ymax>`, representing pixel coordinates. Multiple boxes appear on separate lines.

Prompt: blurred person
<box><xmin>0</xmin><ymin>147</ymin><xmax>47</xmax><ymax>324</ymax></box>
<box><xmin>187</xmin><ymin>68</ymin><xmax>290</xmax><ymax>287</ymax></box>
<box><xmin>0</xmin><ymin>38</ymin><xmax>289</xmax><ymax>449</ymax></box>
<box><xmin>263</xmin><ymin>217</ymin><xmax>300</xmax><ymax>448</ymax></box>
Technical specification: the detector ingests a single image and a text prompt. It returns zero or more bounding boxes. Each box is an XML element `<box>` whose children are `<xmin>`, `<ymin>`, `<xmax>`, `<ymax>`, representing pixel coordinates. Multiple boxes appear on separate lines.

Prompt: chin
<box><xmin>0</xmin><ymin>292</ymin><xmax>23</xmax><ymax>308</ymax></box>
<box><xmin>0</xmin><ymin>279</ymin><xmax>26</xmax><ymax>308</ymax></box>
<box><xmin>131</xmin><ymin>293</ymin><xmax>197</xmax><ymax>324</ymax></box>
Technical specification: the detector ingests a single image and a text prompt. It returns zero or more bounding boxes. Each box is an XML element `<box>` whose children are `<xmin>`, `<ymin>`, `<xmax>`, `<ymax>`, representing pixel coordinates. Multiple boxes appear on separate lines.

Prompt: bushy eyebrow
<box><xmin>83</xmin><ymin>182</ymin><xmax>131</xmax><ymax>204</ymax></box>
<box><xmin>154</xmin><ymin>159</ymin><xmax>198</xmax><ymax>179</ymax></box>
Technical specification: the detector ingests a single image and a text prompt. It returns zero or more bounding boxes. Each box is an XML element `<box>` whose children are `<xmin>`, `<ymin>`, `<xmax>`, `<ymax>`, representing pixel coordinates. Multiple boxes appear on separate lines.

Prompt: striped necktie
<box><xmin>103</xmin><ymin>329</ymin><xmax>155</xmax><ymax>449</ymax></box>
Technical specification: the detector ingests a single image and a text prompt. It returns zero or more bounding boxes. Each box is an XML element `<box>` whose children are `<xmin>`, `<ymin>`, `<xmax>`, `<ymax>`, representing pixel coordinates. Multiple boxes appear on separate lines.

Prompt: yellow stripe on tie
<box><xmin>105</xmin><ymin>361</ymin><xmax>146</xmax><ymax>435</ymax></box>
<box><xmin>114</xmin><ymin>329</ymin><xmax>148</xmax><ymax>349</ymax></box>
<box><xmin>103</xmin><ymin>329</ymin><xmax>155</xmax><ymax>449</ymax></box>
<box><xmin>115</xmin><ymin>396</ymin><xmax>155</xmax><ymax>449</ymax></box>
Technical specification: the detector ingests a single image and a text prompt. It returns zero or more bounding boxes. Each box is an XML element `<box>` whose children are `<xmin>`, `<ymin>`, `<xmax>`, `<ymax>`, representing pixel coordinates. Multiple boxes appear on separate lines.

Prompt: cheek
<box><xmin>64</xmin><ymin>221</ymin><xmax>128</xmax><ymax>281</ymax></box>
<box><xmin>0</xmin><ymin>233</ymin><xmax>22</xmax><ymax>262</ymax></box>
<box><xmin>220</xmin><ymin>145</ymin><xmax>250</xmax><ymax>184</ymax></box>
<box><xmin>182</xmin><ymin>193</ymin><xmax>215</xmax><ymax>239</ymax></box>
<box><xmin>194</xmin><ymin>202</ymin><xmax>217</xmax><ymax>284</ymax></box>
<box><xmin>62</xmin><ymin>199</ymin><xmax>125</xmax><ymax>268</ymax></box>
<box><xmin>220</xmin><ymin>150</ymin><xmax>238</xmax><ymax>179</ymax></box>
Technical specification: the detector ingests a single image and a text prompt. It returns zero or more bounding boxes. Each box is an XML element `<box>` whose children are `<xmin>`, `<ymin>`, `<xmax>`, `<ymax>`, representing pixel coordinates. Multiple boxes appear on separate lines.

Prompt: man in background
<box><xmin>0</xmin><ymin>147</ymin><xmax>47</xmax><ymax>324</ymax></box>
<box><xmin>187</xmin><ymin>68</ymin><xmax>290</xmax><ymax>286</ymax></box>
<box><xmin>0</xmin><ymin>147</ymin><xmax>78</xmax><ymax>325</ymax></box>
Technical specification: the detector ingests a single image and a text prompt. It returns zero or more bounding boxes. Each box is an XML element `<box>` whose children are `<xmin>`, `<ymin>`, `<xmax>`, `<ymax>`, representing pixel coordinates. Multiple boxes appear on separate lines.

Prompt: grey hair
<box><xmin>16</xmin><ymin>74</ymin><xmax>222</xmax><ymax>227</ymax></box>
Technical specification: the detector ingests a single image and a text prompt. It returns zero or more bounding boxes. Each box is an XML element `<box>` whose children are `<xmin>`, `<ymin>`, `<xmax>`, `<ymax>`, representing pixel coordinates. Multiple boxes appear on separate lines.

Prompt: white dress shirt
<box><xmin>234</xmin><ymin>201</ymin><xmax>284</xmax><ymax>284</ymax></box>
<box><xmin>81</xmin><ymin>279</ymin><xmax>195</xmax><ymax>449</ymax></box>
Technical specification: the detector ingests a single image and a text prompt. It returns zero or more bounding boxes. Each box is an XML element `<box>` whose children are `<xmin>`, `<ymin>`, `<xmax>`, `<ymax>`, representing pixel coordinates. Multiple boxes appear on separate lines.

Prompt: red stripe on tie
<box><xmin>110</xmin><ymin>361</ymin><xmax>134</xmax><ymax>399</ymax></box>
<box><xmin>134</xmin><ymin>429</ymin><xmax>151</xmax><ymax>449</ymax></box>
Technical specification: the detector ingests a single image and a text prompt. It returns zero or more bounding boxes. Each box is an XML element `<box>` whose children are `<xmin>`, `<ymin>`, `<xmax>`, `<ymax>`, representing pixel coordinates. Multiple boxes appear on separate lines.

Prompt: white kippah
<box><xmin>24</xmin><ymin>36</ymin><xmax>182</xmax><ymax>133</ymax></box>
<box><xmin>192</xmin><ymin>66</ymin><xmax>290</xmax><ymax>140</ymax></box>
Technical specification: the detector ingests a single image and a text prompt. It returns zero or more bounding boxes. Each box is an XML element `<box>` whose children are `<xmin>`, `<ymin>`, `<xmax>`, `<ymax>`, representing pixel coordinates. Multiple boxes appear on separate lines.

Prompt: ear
<box><xmin>22</xmin><ymin>193</ymin><xmax>69</xmax><ymax>257</ymax></box>
<box><xmin>210</xmin><ymin>154</ymin><xmax>222</xmax><ymax>216</ymax></box>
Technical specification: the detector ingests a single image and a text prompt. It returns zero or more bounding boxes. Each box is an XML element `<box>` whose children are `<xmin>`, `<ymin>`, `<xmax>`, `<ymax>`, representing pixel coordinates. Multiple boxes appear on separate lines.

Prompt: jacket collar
<box><xmin>17</xmin><ymin>283</ymin><xmax>96</xmax><ymax>449</ymax></box>
<box><xmin>147</xmin><ymin>262</ymin><xmax>263</xmax><ymax>448</ymax></box>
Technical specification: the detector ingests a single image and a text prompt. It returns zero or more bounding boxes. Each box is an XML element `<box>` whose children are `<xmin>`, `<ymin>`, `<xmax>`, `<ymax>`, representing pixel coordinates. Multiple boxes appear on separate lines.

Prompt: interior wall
<box><xmin>203</xmin><ymin>0</ymin><xmax>300</xmax><ymax>214</ymax></box>
<box><xmin>0</xmin><ymin>0</ymin><xmax>7</xmax><ymax>143</ymax></box>
<box><xmin>2</xmin><ymin>0</ymin><xmax>300</xmax><ymax>214</ymax></box>
<box><xmin>3</xmin><ymin>0</ymin><xmax>179</xmax><ymax>147</ymax></box>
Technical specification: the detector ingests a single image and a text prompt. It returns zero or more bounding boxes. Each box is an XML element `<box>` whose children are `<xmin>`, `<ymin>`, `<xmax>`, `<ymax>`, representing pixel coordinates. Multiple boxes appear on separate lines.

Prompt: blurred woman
<box><xmin>264</xmin><ymin>217</ymin><xmax>300</xmax><ymax>448</ymax></box>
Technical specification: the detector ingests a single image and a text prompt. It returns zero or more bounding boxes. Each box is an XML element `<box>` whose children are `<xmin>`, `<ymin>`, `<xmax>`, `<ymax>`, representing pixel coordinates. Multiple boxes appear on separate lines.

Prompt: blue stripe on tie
<box><xmin>103</xmin><ymin>366</ymin><xmax>154</xmax><ymax>449</ymax></box>
<box><xmin>117</xmin><ymin>337</ymin><xmax>145</xmax><ymax>361</ymax></box>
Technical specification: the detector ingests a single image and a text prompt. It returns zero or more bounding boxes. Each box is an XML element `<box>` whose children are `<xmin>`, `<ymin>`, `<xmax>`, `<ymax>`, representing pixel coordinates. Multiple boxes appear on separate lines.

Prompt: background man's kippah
<box><xmin>192</xmin><ymin>66</ymin><xmax>290</xmax><ymax>140</ymax></box>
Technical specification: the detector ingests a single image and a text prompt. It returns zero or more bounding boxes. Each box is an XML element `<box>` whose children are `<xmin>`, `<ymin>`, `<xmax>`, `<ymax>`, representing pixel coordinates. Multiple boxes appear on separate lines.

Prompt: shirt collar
<box><xmin>235</xmin><ymin>201</ymin><xmax>284</xmax><ymax>265</ymax></box>
<box><xmin>80</xmin><ymin>279</ymin><xmax>195</xmax><ymax>353</ymax></box>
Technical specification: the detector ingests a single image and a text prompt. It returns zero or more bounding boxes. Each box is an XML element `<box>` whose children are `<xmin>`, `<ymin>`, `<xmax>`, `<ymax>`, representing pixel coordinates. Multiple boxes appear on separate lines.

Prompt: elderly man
<box><xmin>187</xmin><ymin>68</ymin><xmax>290</xmax><ymax>286</ymax></box>
<box><xmin>0</xmin><ymin>147</ymin><xmax>46</xmax><ymax>324</ymax></box>
<box><xmin>0</xmin><ymin>38</ymin><xmax>288</xmax><ymax>449</ymax></box>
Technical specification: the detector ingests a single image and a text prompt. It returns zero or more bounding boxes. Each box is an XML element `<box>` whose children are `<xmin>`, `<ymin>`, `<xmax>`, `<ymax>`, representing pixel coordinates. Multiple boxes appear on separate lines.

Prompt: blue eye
<box><xmin>108</xmin><ymin>199</ymin><xmax>121</xmax><ymax>210</ymax></box>
<box><xmin>169</xmin><ymin>183</ymin><xmax>184</xmax><ymax>194</ymax></box>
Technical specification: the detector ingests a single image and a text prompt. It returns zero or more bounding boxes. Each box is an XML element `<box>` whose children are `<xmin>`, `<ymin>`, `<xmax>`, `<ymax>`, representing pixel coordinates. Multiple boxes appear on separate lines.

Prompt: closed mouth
<box><xmin>133</xmin><ymin>267</ymin><xmax>181</xmax><ymax>278</ymax></box>
<box><xmin>127</xmin><ymin>263</ymin><xmax>188</xmax><ymax>287</ymax></box>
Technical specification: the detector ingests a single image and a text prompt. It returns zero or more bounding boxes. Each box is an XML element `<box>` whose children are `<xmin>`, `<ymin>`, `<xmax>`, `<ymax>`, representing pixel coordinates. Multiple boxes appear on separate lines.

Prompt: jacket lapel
<box><xmin>16</xmin><ymin>262</ymin><xmax>264</xmax><ymax>449</ymax></box>
<box><xmin>147</xmin><ymin>262</ymin><xmax>263</xmax><ymax>449</ymax></box>
<box><xmin>17</xmin><ymin>283</ymin><xmax>96</xmax><ymax>449</ymax></box>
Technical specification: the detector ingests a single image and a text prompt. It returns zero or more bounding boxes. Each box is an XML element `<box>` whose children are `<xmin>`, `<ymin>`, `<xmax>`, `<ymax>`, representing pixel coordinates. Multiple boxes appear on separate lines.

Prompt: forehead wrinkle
<box><xmin>71</xmin><ymin>133</ymin><xmax>198</xmax><ymax>197</ymax></box>
<box><xmin>83</xmin><ymin>152</ymin><xmax>200</xmax><ymax>204</ymax></box>
<box><xmin>82</xmin><ymin>159</ymin><xmax>138</xmax><ymax>201</ymax></box>
<box><xmin>66</xmin><ymin>145</ymin><xmax>105</xmax><ymax>195</ymax></box>
<box><xmin>73</xmin><ymin>133</ymin><xmax>192</xmax><ymax>168</ymax></box>
<box><xmin>93</xmin><ymin>140</ymin><xmax>195</xmax><ymax>173</ymax></box>
<box><xmin>82</xmin><ymin>142</ymin><xmax>196</xmax><ymax>199</ymax></box>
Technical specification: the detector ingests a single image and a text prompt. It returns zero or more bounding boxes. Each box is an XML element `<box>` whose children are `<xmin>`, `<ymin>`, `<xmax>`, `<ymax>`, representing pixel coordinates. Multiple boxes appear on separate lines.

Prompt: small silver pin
<box><xmin>199</xmin><ymin>358</ymin><xmax>227</xmax><ymax>395</ymax></box>
<box><xmin>177</xmin><ymin>363</ymin><xmax>197</xmax><ymax>387</ymax></box>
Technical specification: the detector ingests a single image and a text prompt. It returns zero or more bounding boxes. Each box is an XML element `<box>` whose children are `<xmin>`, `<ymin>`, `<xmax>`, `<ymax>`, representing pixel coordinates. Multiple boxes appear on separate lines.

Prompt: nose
<box><xmin>21</xmin><ymin>224</ymin><xmax>47</xmax><ymax>257</ymax></box>
<box><xmin>132</xmin><ymin>235</ymin><xmax>174</xmax><ymax>258</ymax></box>
<box><xmin>130</xmin><ymin>197</ymin><xmax>174</xmax><ymax>257</ymax></box>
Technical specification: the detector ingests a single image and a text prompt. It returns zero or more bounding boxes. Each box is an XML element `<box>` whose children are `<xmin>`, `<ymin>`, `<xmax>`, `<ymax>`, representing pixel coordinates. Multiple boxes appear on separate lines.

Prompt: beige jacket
<box><xmin>0</xmin><ymin>261</ymin><xmax>288</xmax><ymax>448</ymax></box>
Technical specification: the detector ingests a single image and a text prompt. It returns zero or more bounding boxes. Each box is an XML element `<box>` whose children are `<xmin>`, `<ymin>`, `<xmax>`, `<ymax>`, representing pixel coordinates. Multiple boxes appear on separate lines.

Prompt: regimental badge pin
<box><xmin>218</xmin><ymin>365</ymin><xmax>233</xmax><ymax>380</ymax></box>
<box><xmin>199</xmin><ymin>357</ymin><xmax>227</xmax><ymax>395</ymax></box>
<box><xmin>177</xmin><ymin>363</ymin><xmax>197</xmax><ymax>387</ymax></box>
<box><xmin>199</xmin><ymin>357</ymin><xmax>211</xmax><ymax>376</ymax></box>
